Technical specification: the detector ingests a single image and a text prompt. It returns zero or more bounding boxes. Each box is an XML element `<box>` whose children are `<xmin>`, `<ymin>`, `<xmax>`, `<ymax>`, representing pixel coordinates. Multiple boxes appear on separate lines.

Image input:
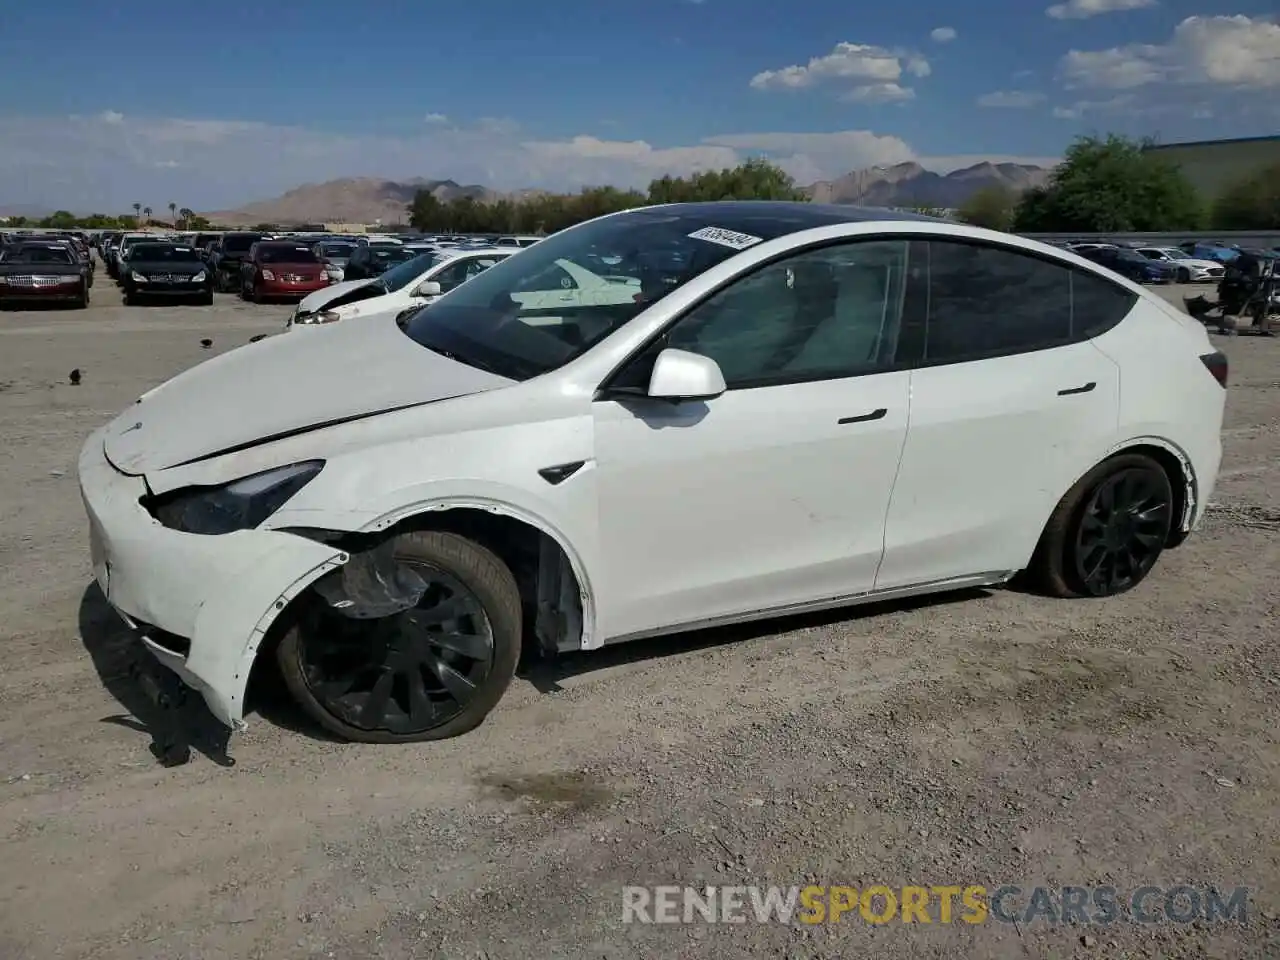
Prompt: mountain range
<box><xmin>2</xmin><ymin>161</ymin><xmax>1054</xmax><ymax>225</ymax></box>
<box><xmin>203</xmin><ymin>161</ymin><xmax>1053</xmax><ymax>225</ymax></box>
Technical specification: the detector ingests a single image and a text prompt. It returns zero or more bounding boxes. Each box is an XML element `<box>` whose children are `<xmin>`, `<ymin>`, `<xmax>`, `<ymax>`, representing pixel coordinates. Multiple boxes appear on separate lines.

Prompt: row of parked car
<box><xmin>1050</xmin><ymin>238</ymin><xmax>1280</xmax><ymax>286</ymax></box>
<box><xmin>0</xmin><ymin>230</ymin><xmax>96</xmax><ymax>308</ymax></box>
<box><xmin>91</xmin><ymin>229</ymin><xmax>544</xmax><ymax>306</ymax></box>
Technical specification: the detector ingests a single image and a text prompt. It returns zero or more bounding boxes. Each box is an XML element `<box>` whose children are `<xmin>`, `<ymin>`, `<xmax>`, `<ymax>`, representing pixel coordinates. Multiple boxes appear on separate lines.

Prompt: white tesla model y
<box><xmin>79</xmin><ymin>202</ymin><xmax>1227</xmax><ymax>743</ymax></box>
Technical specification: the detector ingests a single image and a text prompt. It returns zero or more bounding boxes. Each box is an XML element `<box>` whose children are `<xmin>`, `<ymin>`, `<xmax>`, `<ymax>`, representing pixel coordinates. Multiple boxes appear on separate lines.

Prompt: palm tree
<box><xmin>132</xmin><ymin>202</ymin><xmax>141</xmax><ymax>226</ymax></box>
<box><xmin>142</xmin><ymin>206</ymin><xmax>152</xmax><ymax>226</ymax></box>
<box><xmin>178</xmin><ymin>207</ymin><xmax>194</xmax><ymax>229</ymax></box>
<box><xmin>168</xmin><ymin>202</ymin><xmax>177</xmax><ymax>226</ymax></box>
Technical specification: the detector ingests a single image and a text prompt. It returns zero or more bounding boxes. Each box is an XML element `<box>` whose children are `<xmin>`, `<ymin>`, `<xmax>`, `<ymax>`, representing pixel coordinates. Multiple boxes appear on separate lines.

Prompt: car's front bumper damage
<box><xmin>78</xmin><ymin>425</ymin><xmax>347</xmax><ymax>732</ymax></box>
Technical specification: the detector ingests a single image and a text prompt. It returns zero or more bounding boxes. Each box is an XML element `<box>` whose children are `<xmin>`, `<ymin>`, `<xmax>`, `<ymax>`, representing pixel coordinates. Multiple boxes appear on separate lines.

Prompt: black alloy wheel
<box><xmin>1072</xmin><ymin>466</ymin><xmax>1172</xmax><ymax>596</ymax></box>
<box><xmin>277</xmin><ymin>531</ymin><xmax>522</xmax><ymax>743</ymax></box>
<box><xmin>1028</xmin><ymin>453</ymin><xmax>1174</xmax><ymax>598</ymax></box>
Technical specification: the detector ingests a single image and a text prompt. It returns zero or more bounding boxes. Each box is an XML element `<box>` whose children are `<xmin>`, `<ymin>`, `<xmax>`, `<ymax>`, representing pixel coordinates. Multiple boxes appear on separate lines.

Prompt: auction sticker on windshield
<box><xmin>688</xmin><ymin>226</ymin><xmax>764</xmax><ymax>250</ymax></box>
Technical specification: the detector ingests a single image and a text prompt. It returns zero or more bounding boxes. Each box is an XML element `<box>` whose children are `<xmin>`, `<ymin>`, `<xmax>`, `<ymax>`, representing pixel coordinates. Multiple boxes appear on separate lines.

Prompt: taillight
<box><xmin>1200</xmin><ymin>350</ymin><xmax>1228</xmax><ymax>387</ymax></box>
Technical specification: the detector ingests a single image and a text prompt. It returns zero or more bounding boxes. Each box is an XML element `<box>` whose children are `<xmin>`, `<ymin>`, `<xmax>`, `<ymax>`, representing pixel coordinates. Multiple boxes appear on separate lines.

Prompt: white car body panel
<box><xmin>77</xmin><ymin>212</ymin><xmax>1227</xmax><ymax>734</ymax></box>
<box><xmin>875</xmin><ymin>341</ymin><xmax>1121</xmax><ymax>589</ymax></box>
<box><xmin>593</xmin><ymin>371</ymin><xmax>910</xmax><ymax>639</ymax></box>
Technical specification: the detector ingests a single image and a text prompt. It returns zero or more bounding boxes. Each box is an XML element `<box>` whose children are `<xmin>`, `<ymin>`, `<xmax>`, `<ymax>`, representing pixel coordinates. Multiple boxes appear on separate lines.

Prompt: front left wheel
<box><xmin>277</xmin><ymin>531</ymin><xmax>523</xmax><ymax>743</ymax></box>
<box><xmin>1028</xmin><ymin>453</ymin><xmax>1174</xmax><ymax>599</ymax></box>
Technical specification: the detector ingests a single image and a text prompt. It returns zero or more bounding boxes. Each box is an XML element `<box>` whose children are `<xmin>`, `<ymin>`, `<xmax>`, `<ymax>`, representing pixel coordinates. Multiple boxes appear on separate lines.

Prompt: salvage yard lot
<box><xmin>1</xmin><ymin>283</ymin><xmax>1278</xmax><ymax>959</ymax></box>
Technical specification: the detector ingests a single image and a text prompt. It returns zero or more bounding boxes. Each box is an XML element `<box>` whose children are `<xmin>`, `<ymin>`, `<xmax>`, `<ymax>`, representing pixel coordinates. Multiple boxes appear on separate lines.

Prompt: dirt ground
<box><xmin>0</xmin><ymin>278</ymin><xmax>1277</xmax><ymax>960</ymax></box>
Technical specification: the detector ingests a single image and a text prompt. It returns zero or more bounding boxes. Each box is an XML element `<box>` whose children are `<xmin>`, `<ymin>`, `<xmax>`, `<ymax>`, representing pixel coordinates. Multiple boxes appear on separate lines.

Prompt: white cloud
<box><xmin>0</xmin><ymin>111</ymin><xmax>1058</xmax><ymax>212</ymax></box>
<box><xmin>423</xmin><ymin>113</ymin><xmax>449</xmax><ymax>124</ymax></box>
<box><xmin>1059</xmin><ymin>15</ymin><xmax>1280</xmax><ymax>90</ymax></box>
<box><xmin>843</xmin><ymin>82</ymin><xmax>916</xmax><ymax>103</ymax></box>
<box><xmin>750</xmin><ymin>42</ymin><xmax>931</xmax><ymax>102</ymax></box>
<box><xmin>977</xmin><ymin>90</ymin><xmax>1047</xmax><ymax>108</ymax></box>
<box><xmin>1046</xmin><ymin>0</ymin><xmax>1156</xmax><ymax>20</ymax></box>
<box><xmin>930</xmin><ymin>27</ymin><xmax>957</xmax><ymax>42</ymax></box>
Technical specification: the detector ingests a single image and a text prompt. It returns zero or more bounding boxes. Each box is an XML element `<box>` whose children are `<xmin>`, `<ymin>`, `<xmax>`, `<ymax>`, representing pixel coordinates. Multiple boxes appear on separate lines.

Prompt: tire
<box><xmin>122</xmin><ymin>290</ymin><xmax>135</xmax><ymax>306</ymax></box>
<box><xmin>1027</xmin><ymin>453</ymin><xmax>1174</xmax><ymax>599</ymax></box>
<box><xmin>74</xmin><ymin>289</ymin><xmax>89</xmax><ymax>309</ymax></box>
<box><xmin>199</xmin><ymin>290</ymin><xmax>214</xmax><ymax>306</ymax></box>
<box><xmin>1177</xmin><ymin>267</ymin><xmax>1191</xmax><ymax>283</ymax></box>
<box><xmin>277</xmin><ymin>531</ymin><xmax>522</xmax><ymax>743</ymax></box>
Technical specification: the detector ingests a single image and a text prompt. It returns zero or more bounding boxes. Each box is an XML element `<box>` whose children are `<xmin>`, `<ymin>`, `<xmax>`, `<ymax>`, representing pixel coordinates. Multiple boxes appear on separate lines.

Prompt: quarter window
<box><xmin>923</xmin><ymin>241</ymin><xmax>1072</xmax><ymax>362</ymax></box>
<box><xmin>920</xmin><ymin>240</ymin><xmax>1136</xmax><ymax>363</ymax></box>
<box><xmin>658</xmin><ymin>239</ymin><xmax>910</xmax><ymax>389</ymax></box>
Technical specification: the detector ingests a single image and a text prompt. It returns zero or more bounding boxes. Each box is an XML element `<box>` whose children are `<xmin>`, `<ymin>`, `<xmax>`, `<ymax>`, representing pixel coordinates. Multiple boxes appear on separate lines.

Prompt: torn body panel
<box><xmin>80</xmin><ymin>426</ymin><xmax>347</xmax><ymax>728</ymax></box>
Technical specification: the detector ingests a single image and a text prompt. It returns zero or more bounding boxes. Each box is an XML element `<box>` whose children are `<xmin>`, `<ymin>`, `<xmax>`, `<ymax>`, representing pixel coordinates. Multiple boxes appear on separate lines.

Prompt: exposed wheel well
<box><xmin>320</xmin><ymin>507</ymin><xmax>585</xmax><ymax>656</ymax></box>
<box><xmin>1106</xmin><ymin>443</ymin><xmax>1193</xmax><ymax>548</ymax></box>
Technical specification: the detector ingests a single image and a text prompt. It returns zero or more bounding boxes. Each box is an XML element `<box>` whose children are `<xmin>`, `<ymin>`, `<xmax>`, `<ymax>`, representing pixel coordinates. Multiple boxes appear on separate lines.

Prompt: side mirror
<box><xmin>415</xmin><ymin>280</ymin><xmax>442</xmax><ymax>298</ymax></box>
<box><xmin>646</xmin><ymin>348</ymin><xmax>726</xmax><ymax>402</ymax></box>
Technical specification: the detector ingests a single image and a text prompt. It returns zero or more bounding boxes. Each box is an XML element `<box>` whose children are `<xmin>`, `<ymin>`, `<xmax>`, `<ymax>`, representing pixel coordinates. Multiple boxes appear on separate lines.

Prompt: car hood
<box><xmin>1179</xmin><ymin>259</ymin><xmax>1221</xmax><ymax>271</ymax></box>
<box><xmin>101</xmin><ymin>314</ymin><xmax>513</xmax><ymax>476</ymax></box>
<box><xmin>296</xmin><ymin>278</ymin><xmax>376</xmax><ymax>315</ymax></box>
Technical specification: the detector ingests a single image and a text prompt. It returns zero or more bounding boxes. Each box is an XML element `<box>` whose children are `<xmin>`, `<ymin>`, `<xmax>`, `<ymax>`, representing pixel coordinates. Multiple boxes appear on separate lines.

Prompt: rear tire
<box><xmin>1027</xmin><ymin>453</ymin><xmax>1174</xmax><ymax>598</ymax></box>
<box><xmin>277</xmin><ymin>531</ymin><xmax>522</xmax><ymax>743</ymax></box>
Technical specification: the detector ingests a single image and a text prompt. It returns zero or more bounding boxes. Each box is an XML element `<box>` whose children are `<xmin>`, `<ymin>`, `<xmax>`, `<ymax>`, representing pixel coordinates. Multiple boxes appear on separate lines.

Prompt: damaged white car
<box><xmin>79</xmin><ymin>201</ymin><xmax>1225</xmax><ymax>744</ymax></box>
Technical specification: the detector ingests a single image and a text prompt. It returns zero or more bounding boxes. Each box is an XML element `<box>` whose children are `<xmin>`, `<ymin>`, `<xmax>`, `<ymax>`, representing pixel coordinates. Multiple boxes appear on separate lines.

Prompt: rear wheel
<box><xmin>277</xmin><ymin>531</ymin><xmax>522</xmax><ymax>743</ymax></box>
<box><xmin>1028</xmin><ymin>454</ymin><xmax>1174</xmax><ymax>598</ymax></box>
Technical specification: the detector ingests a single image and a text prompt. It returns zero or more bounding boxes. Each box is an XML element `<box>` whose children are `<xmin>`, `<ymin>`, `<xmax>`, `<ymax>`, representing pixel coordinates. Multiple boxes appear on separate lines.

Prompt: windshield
<box><xmin>1116</xmin><ymin>249</ymin><xmax>1149</xmax><ymax>264</ymax></box>
<box><xmin>368</xmin><ymin>247</ymin><xmax>419</xmax><ymax>269</ymax></box>
<box><xmin>223</xmin><ymin>234</ymin><xmax>262</xmax><ymax>253</ymax></box>
<box><xmin>319</xmin><ymin>243</ymin><xmax>355</xmax><ymax>258</ymax></box>
<box><xmin>401</xmin><ymin>207</ymin><xmax>778</xmax><ymax>381</ymax></box>
<box><xmin>4</xmin><ymin>245</ymin><xmax>74</xmax><ymax>264</ymax></box>
<box><xmin>1155</xmin><ymin>248</ymin><xmax>1188</xmax><ymax>260</ymax></box>
<box><xmin>379</xmin><ymin>252</ymin><xmax>440</xmax><ymax>291</ymax></box>
<box><xmin>132</xmin><ymin>244</ymin><xmax>200</xmax><ymax>262</ymax></box>
<box><xmin>259</xmin><ymin>244</ymin><xmax>320</xmax><ymax>264</ymax></box>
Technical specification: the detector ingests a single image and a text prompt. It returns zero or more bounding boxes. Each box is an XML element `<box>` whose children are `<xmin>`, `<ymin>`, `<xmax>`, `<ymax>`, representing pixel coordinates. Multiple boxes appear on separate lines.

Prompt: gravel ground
<box><xmin>1</xmin><ymin>279</ymin><xmax>1277</xmax><ymax>959</ymax></box>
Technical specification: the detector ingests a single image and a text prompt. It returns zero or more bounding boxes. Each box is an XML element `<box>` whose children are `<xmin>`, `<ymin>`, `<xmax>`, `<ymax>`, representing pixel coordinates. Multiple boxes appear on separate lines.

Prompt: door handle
<box><xmin>1057</xmin><ymin>382</ymin><xmax>1096</xmax><ymax>396</ymax></box>
<box><xmin>838</xmin><ymin>408</ymin><xmax>888</xmax><ymax>425</ymax></box>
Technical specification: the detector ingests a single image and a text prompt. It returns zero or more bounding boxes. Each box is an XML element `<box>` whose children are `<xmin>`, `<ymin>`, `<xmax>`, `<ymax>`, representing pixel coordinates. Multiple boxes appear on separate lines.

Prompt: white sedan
<box><xmin>79</xmin><ymin>203</ymin><xmax>1225</xmax><ymax>746</ymax></box>
<box><xmin>1135</xmin><ymin>247</ymin><xmax>1225</xmax><ymax>283</ymax></box>
<box><xmin>288</xmin><ymin>248</ymin><xmax>513</xmax><ymax>330</ymax></box>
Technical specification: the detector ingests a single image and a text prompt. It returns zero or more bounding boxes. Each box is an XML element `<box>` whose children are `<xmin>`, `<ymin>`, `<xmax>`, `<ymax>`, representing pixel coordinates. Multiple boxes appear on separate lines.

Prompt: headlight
<box><xmin>149</xmin><ymin>461</ymin><xmax>324</xmax><ymax>535</ymax></box>
<box><xmin>298</xmin><ymin>309</ymin><xmax>342</xmax><ymax>325</ymax></box>
<box><xmin>192</xmin><ymin>271</ymin><xmax>207</xmax><ymax>283</ymax></box>
<box><xmin>131</xmin><ymin>271</ymin><xmax>147</xmax><ymax>282</ymax></box>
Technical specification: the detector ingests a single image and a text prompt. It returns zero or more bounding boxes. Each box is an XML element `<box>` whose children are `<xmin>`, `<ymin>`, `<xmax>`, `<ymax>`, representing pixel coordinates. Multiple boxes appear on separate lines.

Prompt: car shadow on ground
<box><xmin>77</xmin><ymin>583</ymin><xmax>237</xmax><ymax>766</ymax></box>
<box><xmin>515</xmin><ymin>587</ymin><xmax>991</xmax><ymax>694</ymax></box>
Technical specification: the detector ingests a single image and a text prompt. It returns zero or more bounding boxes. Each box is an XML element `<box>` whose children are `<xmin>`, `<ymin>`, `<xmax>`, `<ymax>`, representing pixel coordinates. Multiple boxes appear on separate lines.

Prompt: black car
<box><xmin>209</xmin><ymin>232</ymin><xmax>264</xmax><ymax>291</ymax></box>
<box><xmin>342</xmin><ymin>243</ymin><xmax>420</xmax><ymax>280</ymax></box>
<box><xmin>121</xmin><ymin>243</ymin><xmax>214</xmax><ymax>305</ymax></box>
<box><xmin>0</xmin><ymin>242</ymin><xmax>90</xmax><ymax>309</ymax></box>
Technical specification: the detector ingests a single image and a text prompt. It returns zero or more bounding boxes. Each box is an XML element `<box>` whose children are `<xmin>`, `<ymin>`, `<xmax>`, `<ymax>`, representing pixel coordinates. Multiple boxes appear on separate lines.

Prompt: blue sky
<box><xmin>0</xmin><ymin>0</ymin><xmax>1277</xmax><ymax>211</ymax></box>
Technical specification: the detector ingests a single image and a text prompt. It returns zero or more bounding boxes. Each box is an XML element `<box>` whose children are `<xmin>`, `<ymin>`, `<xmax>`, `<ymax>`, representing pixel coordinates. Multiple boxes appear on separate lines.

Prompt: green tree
<box><xmin>251</xmin><ymin>222</ymin><xmax>279</xmax><ymax>232</ymax></box>
<box><xmin>957</xmin><ymin>185</ymin><xmax>1017</xmax><ymax>231</ymax></box>
<box><xmin>647</xmin><ymin>157</ymin><xmax>807</xmax><ymax>204</ymax></box>
<box><xmin>168</xmin><ymin>201</ymin><xmax>177</xmax><ymax>225</ymax></box>
<box><xmin>1012</xmin><ymin>134</ymin><xmax>1203</xmax><ymax>232</ymax></box>
<box><xmin>407</xmin><ymin>190</ymin><xmax>444</xmax><ymax>230</ymax></box>
<box><xmin>1211</xmin><ymin>162</ymin><xmax>1280</xmax><ymax>230</ymax></box>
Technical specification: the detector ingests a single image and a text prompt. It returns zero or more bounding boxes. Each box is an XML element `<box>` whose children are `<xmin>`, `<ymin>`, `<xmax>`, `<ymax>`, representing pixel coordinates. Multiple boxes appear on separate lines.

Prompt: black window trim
<box><xmin>593</xmin><ymin>231</ymin><xmax>1136</xmax><ymax>400</ymax></box>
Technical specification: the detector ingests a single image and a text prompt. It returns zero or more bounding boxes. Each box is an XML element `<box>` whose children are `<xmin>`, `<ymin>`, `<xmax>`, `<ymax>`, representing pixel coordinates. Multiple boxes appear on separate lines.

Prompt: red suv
<box><xmin>240</xmin><ymin>241</ymin><xmax>329</xmax><ymax>302</ymax></box>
